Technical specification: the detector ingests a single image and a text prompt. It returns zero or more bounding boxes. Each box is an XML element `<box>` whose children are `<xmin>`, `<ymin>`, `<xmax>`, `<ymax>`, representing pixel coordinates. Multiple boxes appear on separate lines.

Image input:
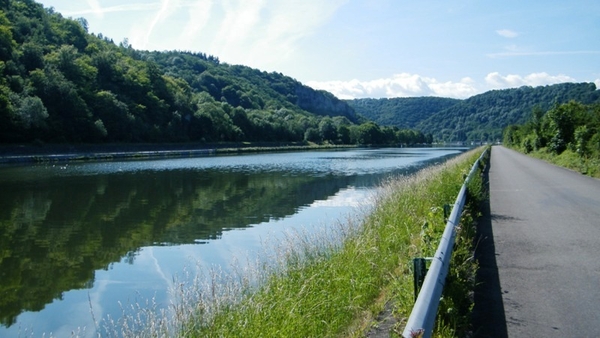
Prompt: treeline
<box><xmin>348</xmin><ymin>83</ymin><xmax>600</xmax><ymax>143</ymax></box>
<box><xmin>419</xmin><ymin>83</ymin><xmax>600</xmax><ymax>142</ymax></box>
<box><xmin>503</xmin><ymin>101</ymin><xmax>600</xmax><ymax>159</ymax></box>
<box><xmin>0</xmin><ymin>0</ymin><xmax>430</xmax><ymax>147</ymax></box>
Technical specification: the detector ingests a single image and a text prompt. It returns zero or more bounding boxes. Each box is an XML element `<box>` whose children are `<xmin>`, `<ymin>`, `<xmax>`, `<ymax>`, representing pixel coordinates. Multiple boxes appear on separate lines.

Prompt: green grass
<box><xmin>524</xmin><ymin>148</ymin><xmax>600</xmax><ymax>178</ymax></box>
<box><xmin>100</xmin><ymin>147</ymin><xmax>487</xmax><ymax>338</ymax></box>
<box><xmin>146</xmin><ymin>147</ymin><xmax>487</xmax><ymax>338</ymax></box>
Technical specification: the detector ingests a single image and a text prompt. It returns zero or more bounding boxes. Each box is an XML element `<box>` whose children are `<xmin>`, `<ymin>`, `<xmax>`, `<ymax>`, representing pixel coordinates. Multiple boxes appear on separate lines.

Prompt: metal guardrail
<box><xmin>402</xmin><ymin>148</ymin><xmax>488</xmax><ymax>338</ymax></box>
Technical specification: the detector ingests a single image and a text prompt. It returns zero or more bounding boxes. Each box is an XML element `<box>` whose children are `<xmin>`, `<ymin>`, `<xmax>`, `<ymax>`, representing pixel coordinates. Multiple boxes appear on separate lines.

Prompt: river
<box><xmin>0</xmin><ymin>147</ymin><xmax>466</xmax><ymax>336</ymax></box>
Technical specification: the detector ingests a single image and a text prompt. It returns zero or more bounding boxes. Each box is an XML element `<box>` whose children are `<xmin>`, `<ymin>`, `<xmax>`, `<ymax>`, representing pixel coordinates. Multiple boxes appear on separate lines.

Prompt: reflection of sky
<box><xmin>0</xmin><ymin>148</ymin><xmax>463</xmax><ymax>182</ymax></box>
<box><xmin>0</xmin><ymin>148</ymin><xmax>465</xmax><ymax>336</ymax></box>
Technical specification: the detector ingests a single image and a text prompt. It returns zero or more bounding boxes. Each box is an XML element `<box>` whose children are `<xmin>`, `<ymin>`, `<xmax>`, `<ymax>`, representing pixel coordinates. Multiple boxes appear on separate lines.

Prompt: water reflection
<box><xmin>0</xmin><ymin>148</ymin><xmax>465</xmax><ymax>330</ymax></box>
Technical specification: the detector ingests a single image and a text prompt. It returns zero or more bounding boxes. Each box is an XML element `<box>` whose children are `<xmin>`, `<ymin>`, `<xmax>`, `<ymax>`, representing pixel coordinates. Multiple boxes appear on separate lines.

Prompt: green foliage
<box><xmin>503</xmin><ymin>101</ymin><xmax>600</xmax><ymax>177</ymax></box>
<box><xmin>348</xmin><ymin>84</ymin><xmax>600</xmax><ymax>143</ymax></box>
<box><xmin>347</xmin><ymin>96</ymin><xmax>459</xmax><ymax>129</ymax></box>
<box><xmin>0</xmin><ymin>11</ymin><xmax>16</xmax><ymax>61</ymax></box>
<box><xmin>2</xmin><ymin>1</ymin><xmax>430</xmax><ymax>146</ymax></box>
<box><xmin>356</xmin><ymin>121</ymin><xmax>383</xmax><ymax>144</ymax></box>
<box><xmin>12</xmin><ymin>94</ymin><xmax>47</xmax><ymax>128</ymax></box>
<box><xmin>545</xmin><ymin>101</ymin><xmax>589</xmax><ymax>154</ymax></box>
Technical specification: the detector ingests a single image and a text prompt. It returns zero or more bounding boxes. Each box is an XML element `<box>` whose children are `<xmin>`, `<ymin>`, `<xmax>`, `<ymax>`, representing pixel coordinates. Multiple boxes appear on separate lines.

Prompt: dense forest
<box><xmin>503</xmin><ymin>101</ymin><xmax>600</xmax><ymax>175</ymax></box>
<box><xmin>0</xmin><ymin>0</ymin><xmax>430</xmax><ymax>147</ymax></box>
<box><xmin>347</xmin><ymin>83</ymin><xmax>600</xmax><ymax>143</ymax></box>
<box><xmin>2</xmin><ymin>1</ymin><xmax>598</xmax><ymax>147</ymax></box>
<box><xmin>347</xmin><ymin>97</ymin><xmax>459</xmax><ymax>129</ymax></box>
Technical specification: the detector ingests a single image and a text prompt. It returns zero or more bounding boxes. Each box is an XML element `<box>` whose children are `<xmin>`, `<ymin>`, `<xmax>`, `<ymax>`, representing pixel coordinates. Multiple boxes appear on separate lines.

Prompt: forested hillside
<box><xmin>418</xmin><ymin>83</ymin><xmax>600</xmax><ymax>142</ymax></box>
<box><xmin>347</xmin><ymin>97</ymin><xmax>459</xmax><ymax>129</ymax></box>
<box><xmin>0</xmin><ymin>0</ymin><xmax>430</xmax><ymax>146</ymax></box>
<box><xmin>347</xmin><ymin>83</ymin><xmax>600</xmax><ymax>142</ymax></box>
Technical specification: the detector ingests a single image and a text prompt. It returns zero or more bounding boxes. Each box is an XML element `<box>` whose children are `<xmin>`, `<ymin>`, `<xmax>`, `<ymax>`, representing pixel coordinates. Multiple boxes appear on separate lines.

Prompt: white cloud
<box><xmin>487</xmin><ymin>50</ymin><xmax>600</xmax><ymax>58</ymax></box>
<box><xmin>485</xmin><ymin>72</ymin><xmax>576</xmax><ymax>89</ymax></box>
<box><xmin>61</xmin><ymin>3</ymin><xmax>159</xmax><ymax>16</ymax></box>
<box><xmin>308</xmin><ymin>72</ymin><xmax>586</xmax><ymax>100</ymax></box>
<box><xmin>595</xmin><ymin>79</ymin><xmax>600</xmax><ymax>90</ymax></box>
<box><xmin>143</xmin><ymin>0</ymin><xmax>180</xmax><ymax>48</ymax></box>
<box><xmin>208</xmin><ymin>0</ymin><xmax>349</xmax><ymax>69</ymax></box>
<box><xmin>103</xmin><ymin>0</ymin><xmax>348</xmax><ymax>67</ymax></box>
<box><xmin>307</xmin><ymin>74</ymin><xmax>478</xmax><ymax>99</ymax></box>
<box><xmin>60</xmin><ymin>0</ymin><xmax>348</xmax><ymax>63</ymax></box>
<box><xmin>212</xmin><ymin>0</ymin><xmax>267</xmax><ymax>55</ymax></box>
<box><xmin>496</xmin><ymin>29</ymin><xmax>519</xmax><ymax>38</ymax></box>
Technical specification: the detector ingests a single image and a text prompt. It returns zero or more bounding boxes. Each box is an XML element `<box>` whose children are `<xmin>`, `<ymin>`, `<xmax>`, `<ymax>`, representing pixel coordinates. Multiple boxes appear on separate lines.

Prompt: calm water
<box><xmin>0</xmin><ymin>147</ymin><xmax>465</xmax><ymax>336</ymax></box>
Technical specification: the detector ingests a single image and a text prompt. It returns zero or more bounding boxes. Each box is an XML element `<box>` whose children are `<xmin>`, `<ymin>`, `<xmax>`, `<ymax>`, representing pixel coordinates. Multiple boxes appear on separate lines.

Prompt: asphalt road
<box><xmin>474</xmin><ymin>146</ymin><xmax>600</xmax><ymax>337</ymax></box>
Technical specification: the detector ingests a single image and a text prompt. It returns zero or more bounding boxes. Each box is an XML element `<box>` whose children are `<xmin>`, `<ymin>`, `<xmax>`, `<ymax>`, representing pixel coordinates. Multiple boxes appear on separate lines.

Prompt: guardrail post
<box><xmin>412</xmin><ymin>258</ymin><xmax>428</xmax><ymax>301</ymax></box>
<box><xmin>443</xmin><ymin>203</ymin><xmax>451</xmax><ymax>222</ymax></box>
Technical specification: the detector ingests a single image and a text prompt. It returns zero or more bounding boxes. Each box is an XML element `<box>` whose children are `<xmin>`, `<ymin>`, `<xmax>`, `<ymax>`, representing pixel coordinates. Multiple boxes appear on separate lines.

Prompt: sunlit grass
<box><xmin>527</xmin><ymin>148</ymin><xmax>600</xmax><ymax>178</ymax></box>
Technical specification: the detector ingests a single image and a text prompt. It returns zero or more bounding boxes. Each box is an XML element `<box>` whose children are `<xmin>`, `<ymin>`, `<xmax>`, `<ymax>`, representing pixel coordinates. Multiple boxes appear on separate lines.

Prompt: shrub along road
<box><xmin>475</xmin><ymin>146</ymin><xmax>600</xmax><ymax>337</ymax></box>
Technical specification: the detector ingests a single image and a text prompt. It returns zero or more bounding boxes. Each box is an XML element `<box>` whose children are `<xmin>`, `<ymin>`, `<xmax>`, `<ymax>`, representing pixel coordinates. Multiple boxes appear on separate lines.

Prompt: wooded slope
<box><xmin>1</xmin><ymin>0</ymin><xmax>431</xmax><ymax>146</ymax></box>
<box><xmin>347</xmin><ymin>83</ymin><xmax>600</xmax><ymax>142</ymax></box>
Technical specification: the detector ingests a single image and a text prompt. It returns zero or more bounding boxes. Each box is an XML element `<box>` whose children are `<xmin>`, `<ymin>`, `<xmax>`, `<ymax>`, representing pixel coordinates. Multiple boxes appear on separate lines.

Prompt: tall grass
<box><xmin>96</xmin><ymin>147</ymin><xmax>486</xmax><ymax>337</ymax></box>
<box><xmin>525</xmin><ymin>148</ymin><xmax>600</xmax><ymax>178</ymax></box>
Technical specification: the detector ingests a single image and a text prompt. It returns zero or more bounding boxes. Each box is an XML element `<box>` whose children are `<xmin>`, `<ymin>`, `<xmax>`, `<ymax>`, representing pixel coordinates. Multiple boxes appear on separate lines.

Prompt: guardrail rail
<box><xmin>402</xmin><ymin>148</ymin><xmax>488</xmax><ymax>338</ymax></box>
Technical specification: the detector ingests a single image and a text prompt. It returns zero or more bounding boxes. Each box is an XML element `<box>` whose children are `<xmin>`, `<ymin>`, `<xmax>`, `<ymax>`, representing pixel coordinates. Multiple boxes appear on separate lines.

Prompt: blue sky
<box><xmin>36</xmin><ymin>0</ymin><xmax>600</xmax><ymax>99</ymax></box>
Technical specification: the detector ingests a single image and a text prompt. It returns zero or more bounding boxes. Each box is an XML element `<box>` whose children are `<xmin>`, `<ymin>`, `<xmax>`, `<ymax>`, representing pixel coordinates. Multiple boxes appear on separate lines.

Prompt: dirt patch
<box><xmin>365</xmin><ymin>301</ymin><xmax>403</xmax><ymax>337</ymax></box>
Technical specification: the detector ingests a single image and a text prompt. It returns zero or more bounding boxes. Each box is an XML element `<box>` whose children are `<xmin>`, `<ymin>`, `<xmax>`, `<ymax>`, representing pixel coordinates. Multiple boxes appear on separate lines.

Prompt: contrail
<box><xmin>144</xmin><ymin>0</ymin><xmax>174</xmax><ymax>49</ymax></box>
<box><xmin>85</xmin><ymin>0</ymin><xmax>104</xmax><ymax>17</ymax></box>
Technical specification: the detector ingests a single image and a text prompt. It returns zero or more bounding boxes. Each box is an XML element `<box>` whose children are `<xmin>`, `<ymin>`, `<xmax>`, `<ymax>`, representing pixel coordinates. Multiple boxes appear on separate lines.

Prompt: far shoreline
<box><xmin>0</xmin><ymin>142</ymin><xmax>361</xmax><ymax>164</ymax></box>
<box><xmin>0</xmin><ymin>142</ymin><xmax>465</xmax><ymax>165</ymax></box>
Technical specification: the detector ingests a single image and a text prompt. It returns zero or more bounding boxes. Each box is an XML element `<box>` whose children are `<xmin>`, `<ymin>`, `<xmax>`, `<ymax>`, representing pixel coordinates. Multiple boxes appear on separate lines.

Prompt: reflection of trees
<box><xmin>0</xmin><ymin>169</ymin><xmax>348</xmax><ymax>326</ymax></box>
<box><xmin>0</xmin><ymin>152</ymin><xmax>461</xmax><ymax>326</ymax></box>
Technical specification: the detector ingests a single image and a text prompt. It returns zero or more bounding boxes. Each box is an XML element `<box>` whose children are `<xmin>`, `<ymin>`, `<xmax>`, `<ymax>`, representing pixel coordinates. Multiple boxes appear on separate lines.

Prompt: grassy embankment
<box><xmin>116</xmin><ymin>147</ymin><xmax>487</xmax><ymax>337</ymax></box>
<box><xmin>514</xmin><ymin>147</ymin><xmax>600</xmax><ymax>178</ymax></box>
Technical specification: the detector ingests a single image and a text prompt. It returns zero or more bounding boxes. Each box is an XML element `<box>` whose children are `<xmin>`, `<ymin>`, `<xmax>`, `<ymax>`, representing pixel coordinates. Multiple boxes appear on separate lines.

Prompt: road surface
<box><xmin>474</xmin><ymin>146</ymin><xmax>600</xmax><ymax>337</ymax></box>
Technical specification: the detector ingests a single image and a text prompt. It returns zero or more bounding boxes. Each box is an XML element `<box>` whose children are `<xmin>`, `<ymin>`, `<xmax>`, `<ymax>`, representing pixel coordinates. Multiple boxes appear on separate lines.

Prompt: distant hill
<box><xmin>5</xmin><ymin>1</ymin><xmax>593</xmax><ymax>146</ymax></box>
<box><xmin>150</xmin><ymin>51</ymin><xmax>362</xmax><ymax>124</ymax></box>
<box><xmin>347</xmin><ymin>83</ymin><xmax>600</xmax><ymax>142</ymax></box>
<box><xmin>346</xmin><ymin>97</ymin><xmax>459</xmax><ymax>129</ymax></box>
<box><xmin>3</xmin><ymin>0</ymin><xmax>435</xmax><ymax>146</ymax></box>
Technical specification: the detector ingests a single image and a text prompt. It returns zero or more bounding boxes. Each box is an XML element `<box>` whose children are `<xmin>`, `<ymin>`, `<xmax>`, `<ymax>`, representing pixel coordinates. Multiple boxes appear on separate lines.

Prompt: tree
<box><xmin>0</xmin><ymin>82</ymin><xmax>14</xmax><ymax>140</ymax></box>
<box><xmin>357</xmin><ymin>122</ymin><xmax>383</xmax><ymax>144</ymax></box>
<box><xmin>0</xmin><ymin>11</ymin><xmax>16</xmax><ymax>61</ymax></box>
<box><xmin>75</xmin><ymin>17</ymin><xmax>88</xmax><ymax>32</ymax></box>
<box><xmin>16</xmin><ymin>95</ymin><xmax>48</xmax><ymax>129</ymax></box>
<box><xmin>573</xmin><ymin>125</ymin><xmax>591</xmax><ymax>156</ymax></box>
<box><xmin>20</xmin><ymin>42</ymin><xmax>45</xmax><ymax>71</ymax></box>
<box><xmin>304</xmin><ymin>127</ymin><xmax>321</xmax><ymax>143</ymax></box>
<box><xmin>503</xmin><ymin>125</ymin><xmax>522</xmax><ymax>147</ymax></box>
<box><xmin>92</xmin><ymin>91</ymin><xmax>134</xmax><ymax>141</ymax></box>
<box><xmin>318</xmin><ymin>118</ymin><xmax>337</xmax><ymax>143</ymax></box>
<box><xmin>337</xmin><ymin>125</ymin><xmax>350</xmax><ymax>144</ymax></box>
<box><xmin>545</xmin><ymin>102</ymin><xmax>584</xmax><ymax>154</ymax></box>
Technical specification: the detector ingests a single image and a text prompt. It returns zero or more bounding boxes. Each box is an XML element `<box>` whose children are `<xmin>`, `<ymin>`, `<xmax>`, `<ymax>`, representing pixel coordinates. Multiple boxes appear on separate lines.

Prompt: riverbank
<box><xmin>144</xmin><ymin>147</ymin><xmax>486</xmax><ymax>337</ymax></box>
<box><xmin>0</xmin><ymin>142</ymin><xmax>358</xmax><ymax>164</ymax></box>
